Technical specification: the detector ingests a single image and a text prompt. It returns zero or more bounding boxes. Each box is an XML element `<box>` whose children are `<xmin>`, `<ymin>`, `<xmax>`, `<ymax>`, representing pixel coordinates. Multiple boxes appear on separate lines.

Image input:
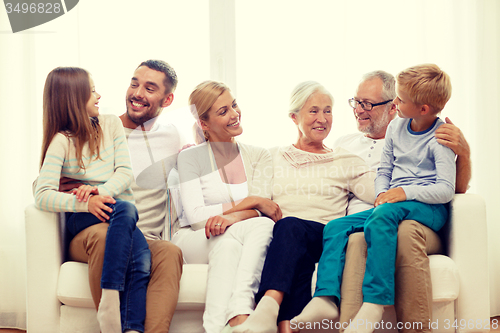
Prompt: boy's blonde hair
<box><xmin>396</xmin><ymin>64</ymin><xmax>452</xmax><ymax>113</ymax></box>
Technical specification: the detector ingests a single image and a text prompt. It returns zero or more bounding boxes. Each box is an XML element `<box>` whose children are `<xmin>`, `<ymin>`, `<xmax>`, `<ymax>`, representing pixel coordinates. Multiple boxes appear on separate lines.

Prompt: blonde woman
<box><xmin>171</xmin><ymin>81</ymin><xmax>281</xmax><ymax>333</ymax></box>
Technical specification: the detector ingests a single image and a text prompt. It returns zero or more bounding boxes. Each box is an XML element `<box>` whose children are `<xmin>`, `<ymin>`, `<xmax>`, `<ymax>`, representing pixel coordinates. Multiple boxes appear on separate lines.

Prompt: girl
<box><xmin>34</xmin><ymin>67</ymin><xmax>150</xmax><ymax>333</ymax></box>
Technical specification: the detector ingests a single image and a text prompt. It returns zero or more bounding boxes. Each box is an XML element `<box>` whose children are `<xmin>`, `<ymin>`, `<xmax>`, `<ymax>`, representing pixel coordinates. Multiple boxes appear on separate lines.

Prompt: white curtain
<box><xmin>0</xmin><ymin>0</ymin><xmax>498</xmax><ymax>329</ymax></box>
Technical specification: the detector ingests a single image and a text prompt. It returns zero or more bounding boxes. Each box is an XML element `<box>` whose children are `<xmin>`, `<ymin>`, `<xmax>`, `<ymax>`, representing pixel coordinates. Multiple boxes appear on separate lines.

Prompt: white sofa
<box><xmin>25</xmin><ymin>193</ymin><xmax>490</xmax><ymax>333</ymax></box>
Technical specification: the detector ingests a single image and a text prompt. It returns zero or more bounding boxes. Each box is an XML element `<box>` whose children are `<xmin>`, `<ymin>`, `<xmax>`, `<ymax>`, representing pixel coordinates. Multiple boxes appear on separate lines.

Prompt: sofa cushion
<box><xmin>58</xmin><ymin>262</ymin><xmax>94</xmax><ymax>308</ymax></box>
<box><xmin>429</xmin><ymin>254</ymin><xmax>459</xmax><ymax>302</ymax></box>
<box><xmin>56</xmin><ymin>256</ymin><xmax>456</xmax><ymax>311</ymax></box>
<box><xmin>57</xmin><ymin>261</ymin><xmax>208</xmax><ymax>310</ymax></box>
<box><xmin>176</xmin><ymin>264</ymin><xmax>208</xmax><ymax>310</ymax></box>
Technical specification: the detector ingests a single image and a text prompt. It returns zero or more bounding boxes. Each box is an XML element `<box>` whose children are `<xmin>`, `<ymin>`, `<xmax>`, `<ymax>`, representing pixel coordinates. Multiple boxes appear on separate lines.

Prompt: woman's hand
<box><xmin>88</xmin><ymin>195</ymin><xmax>115</xmax><ymax>222</ymax></box>
<box><xmin>223</xmin><ymin>196</ymin><xmax>282</xmax><ymax>222</ymax></box>
<box><xmin>374</xmin><ymin>187</ymin><xmax>406</xmax><ymax>206</ymax></box>
<box><xmin>205</xmin><ymin>214</ymin><xmax>238</xmax><ymax>239</ymax></box>
<box><xmin>73</xmin><ymin>184</ymin><xmax>99</xmax><ymax>202</ymax></box>
<box><xmin>255</xmin><ymin>197</ymin><xmax>282</xmax><ymax>222</ymax></box>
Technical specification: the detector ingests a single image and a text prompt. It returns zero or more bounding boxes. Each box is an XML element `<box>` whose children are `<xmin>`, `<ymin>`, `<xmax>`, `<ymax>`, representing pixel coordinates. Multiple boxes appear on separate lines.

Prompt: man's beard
<box><xmin>362</xmin><ymin>109</ymin><xmax>392</xmax><ymax>137</ymax></box>
<box><xmin>127</xmin><ymin>108</ymin><xmax>162</xmax><ymax>126</ymax></box>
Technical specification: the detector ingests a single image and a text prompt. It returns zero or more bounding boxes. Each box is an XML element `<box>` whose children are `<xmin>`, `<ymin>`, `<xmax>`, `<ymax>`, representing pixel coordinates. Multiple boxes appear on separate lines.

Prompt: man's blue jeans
<box><xmin>314</xmin><ymin>201</ymin><xmax>448</xmax><ymax>306</ymax></box>
<box><xmin>66</xmin><ymin>199</ymin><xmax>151</xmax><ymax>332</ymax></box>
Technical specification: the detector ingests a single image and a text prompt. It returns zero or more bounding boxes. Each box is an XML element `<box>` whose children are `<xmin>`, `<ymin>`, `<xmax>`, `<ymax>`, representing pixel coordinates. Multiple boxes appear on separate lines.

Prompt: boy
<box><xmin>291</xmin><ymin>64</ymin><xmax>456</xmax><ymax>333</ymax></box>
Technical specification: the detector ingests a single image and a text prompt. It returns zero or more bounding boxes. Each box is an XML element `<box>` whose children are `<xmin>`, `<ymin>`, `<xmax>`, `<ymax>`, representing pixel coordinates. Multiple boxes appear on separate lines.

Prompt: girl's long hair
<box><xmin>40</xmin><ymin>67</ymin><xmax>102</xmax><ymax>170</ymax></box>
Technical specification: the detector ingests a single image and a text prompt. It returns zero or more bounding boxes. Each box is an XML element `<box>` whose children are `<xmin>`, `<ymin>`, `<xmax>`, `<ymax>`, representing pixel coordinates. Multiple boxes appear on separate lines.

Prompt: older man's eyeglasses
<box><xmin>348</xmin><ymin>98</ymin><xmax>392</xmax><ymax>111</ymax></box>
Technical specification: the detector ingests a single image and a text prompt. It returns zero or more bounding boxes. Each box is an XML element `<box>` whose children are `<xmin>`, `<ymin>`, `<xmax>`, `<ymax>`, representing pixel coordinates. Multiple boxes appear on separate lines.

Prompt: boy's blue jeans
<box><xmin>66</xmin><ymin>199</ymin><xmax>151</xmax><ymax>332</ymax></box>
<box><xmin>314</xmin><ymin>200</ymin><xmax>448</xmax><ymax>306</ymax></box>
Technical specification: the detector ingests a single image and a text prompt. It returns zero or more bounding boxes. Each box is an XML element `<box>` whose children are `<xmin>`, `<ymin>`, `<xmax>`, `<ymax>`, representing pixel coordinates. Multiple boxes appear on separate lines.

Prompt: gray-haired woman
<box><xmin>233</xmin><ymin>81</ymin><xmax>376</xmax><ymax>333</ymax></box>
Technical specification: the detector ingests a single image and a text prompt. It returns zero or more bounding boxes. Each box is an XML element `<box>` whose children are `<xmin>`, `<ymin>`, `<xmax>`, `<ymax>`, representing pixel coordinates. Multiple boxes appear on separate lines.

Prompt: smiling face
<box><xmin>354</xmin><ymin>78</ymin><xmax>395</xmax><ymax>139</ymax></box>
<box><xmin>86</xmin><ymin>76</ymin><xmax>101</xmax><ymax>117</ymax></box>
<box><xmin>201</xmin><ymin>90</ymin><xmax>242</xmax><ymax>142</ymax></box>
<box><xmin>124</xmin><ymin>66</ymin><xmax>173</xmax><ymax>127</ymax></box>
<box><xmin>292</xmin><ymin>92</ymin><xmax>332</xmax><ymax>145</ymax></box>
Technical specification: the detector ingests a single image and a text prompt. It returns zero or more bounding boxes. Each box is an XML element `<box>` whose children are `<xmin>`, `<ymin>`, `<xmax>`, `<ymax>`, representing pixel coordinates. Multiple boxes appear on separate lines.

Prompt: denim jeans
<box><xmin>315</xmin><ymin>200</ymin><xmax>448</xmax><ymax>306</ymax></box>
<box><xmin>66</xmin><ymin>199</ymin><xmax>151</xmax><ymax>332</ymax></box>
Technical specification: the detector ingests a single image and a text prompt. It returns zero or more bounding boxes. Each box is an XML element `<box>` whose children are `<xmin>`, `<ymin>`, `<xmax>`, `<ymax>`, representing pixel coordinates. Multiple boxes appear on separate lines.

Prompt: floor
<box><xmin>2</xmin><ymin>317</ymin><xmax>499</xmax><ymax>332</ymax></box>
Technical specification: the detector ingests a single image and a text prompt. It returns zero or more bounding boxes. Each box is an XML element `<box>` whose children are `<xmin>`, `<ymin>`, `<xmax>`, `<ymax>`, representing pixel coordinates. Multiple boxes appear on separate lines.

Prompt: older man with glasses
<box><xmin>333</xmin><ymin>70</ymin><xmax>471</xmax><ymax>333</ymax></box>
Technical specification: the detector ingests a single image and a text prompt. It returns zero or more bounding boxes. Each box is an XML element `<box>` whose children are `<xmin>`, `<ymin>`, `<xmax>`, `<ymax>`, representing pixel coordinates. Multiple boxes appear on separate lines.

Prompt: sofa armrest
<box><xmin>25</xmin><ymin>204</ymin><xmax>65</xmax><ymax>333</ymax></box>
<box><xmin>447</xmin><ymin>194</ymin><xmax>490</xmax><ymax>333</ymax></box>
